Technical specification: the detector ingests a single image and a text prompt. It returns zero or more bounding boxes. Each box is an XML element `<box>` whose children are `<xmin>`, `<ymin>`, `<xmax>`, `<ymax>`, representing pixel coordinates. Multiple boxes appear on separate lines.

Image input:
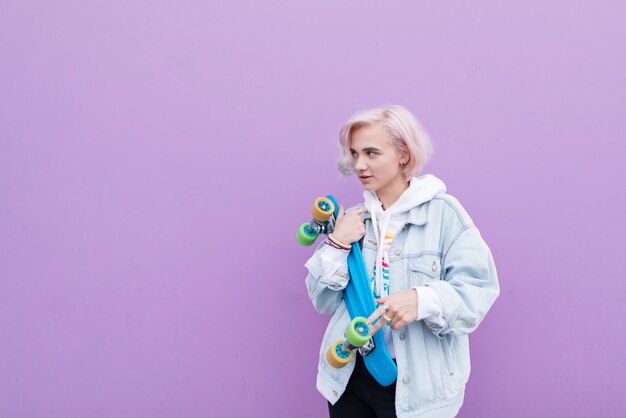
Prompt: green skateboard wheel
<box><xmin>345</xmin><ymin>316</ymin><xmax>371</xmax><ymax>347</ymax></box>
<box><xmin>296</xmin><ymin>222</ymin><xmax>319</xmax><ymax>246</ymax></box>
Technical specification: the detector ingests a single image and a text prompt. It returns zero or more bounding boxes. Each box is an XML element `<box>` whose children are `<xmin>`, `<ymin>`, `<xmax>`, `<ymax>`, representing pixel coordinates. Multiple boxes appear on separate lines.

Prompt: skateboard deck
<box><xmin>326</xmin><ymin>195</ymin><xmax>398</xmax><ymax>387</ymax></box>
<box><xmin>298</xmin><ymin>194</ymin><xmax>398</xmax><ymax>386</ymax></box>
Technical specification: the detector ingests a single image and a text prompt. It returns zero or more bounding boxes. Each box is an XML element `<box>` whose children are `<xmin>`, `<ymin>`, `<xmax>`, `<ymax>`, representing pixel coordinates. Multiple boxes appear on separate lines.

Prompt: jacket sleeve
<box><xmin>304</xmin><ymin>242</ymin><xmax>350</xmax><ymax>315</ymax></box>
<box><xmin>424</xmin><ymin>225</ymin><xmax>499</xmax><ymax>337</ymax></box>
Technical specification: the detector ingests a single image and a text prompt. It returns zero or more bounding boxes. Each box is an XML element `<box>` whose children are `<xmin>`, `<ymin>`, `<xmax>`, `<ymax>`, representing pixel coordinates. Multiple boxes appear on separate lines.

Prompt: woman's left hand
<box><xmin>366</xmin><ymin>289</ymin><xmax>419</xmax><ymax>335</ymax></box>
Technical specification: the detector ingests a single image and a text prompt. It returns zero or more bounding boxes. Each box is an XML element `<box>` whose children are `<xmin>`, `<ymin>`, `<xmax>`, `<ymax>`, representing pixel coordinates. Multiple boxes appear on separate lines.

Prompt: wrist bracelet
<box><xmin>325</xmin><ymin>239</ymin><xmax>349</xmax><ymax>251</ymax></box>
<box><xmin>328</xmin><ymin>233</ymin><xmax>351</xmax><ymax>250</ymax></box>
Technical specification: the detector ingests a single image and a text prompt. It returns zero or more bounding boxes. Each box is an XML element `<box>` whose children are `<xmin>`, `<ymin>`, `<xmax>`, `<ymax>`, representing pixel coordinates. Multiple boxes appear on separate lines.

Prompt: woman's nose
<box><xmin>354</xmin><ymin>156</ymin><xmax>367</xmax><ymax>171</ymax></box>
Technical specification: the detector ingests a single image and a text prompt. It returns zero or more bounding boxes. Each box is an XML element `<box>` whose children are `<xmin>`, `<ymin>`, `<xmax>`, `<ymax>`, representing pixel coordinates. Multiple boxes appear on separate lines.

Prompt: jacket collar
<box><xmin>406</xmin><ymin>203</ymin><xmax>429</xmax><ymax>225</ymax></box>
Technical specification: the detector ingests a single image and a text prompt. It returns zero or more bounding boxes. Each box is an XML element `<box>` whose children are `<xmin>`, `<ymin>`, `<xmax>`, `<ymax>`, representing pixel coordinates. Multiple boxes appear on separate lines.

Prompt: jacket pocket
<box><xmin>439</xmin><ymin>334</ymin><xmax>468</xmax><ymax>395</ymax></box>
<box><xmin>408</xmin><ymin>254</ymin><xmax>442</xmax><ymax>286</ymax></box>
<box><xmin>439</xmin><ymin>336</ymin><xmax>453</xmax><ymax>377</ymax></box>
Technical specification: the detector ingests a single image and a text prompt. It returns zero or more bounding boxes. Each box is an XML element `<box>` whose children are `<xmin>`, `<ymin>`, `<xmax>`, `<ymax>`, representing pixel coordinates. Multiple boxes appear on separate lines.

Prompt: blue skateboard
<box><xmin>297</xmin><ymin>195</ymin><xmax>398</xmax><ymax>387</ymax></box>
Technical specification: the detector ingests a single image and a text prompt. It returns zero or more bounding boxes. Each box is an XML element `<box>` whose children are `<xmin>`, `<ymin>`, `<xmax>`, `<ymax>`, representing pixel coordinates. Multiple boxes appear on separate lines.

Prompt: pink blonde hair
<box><xmin>337</xmin><ymin>105</ymin><xmax>434</xmax><ymax>179</ymax></box>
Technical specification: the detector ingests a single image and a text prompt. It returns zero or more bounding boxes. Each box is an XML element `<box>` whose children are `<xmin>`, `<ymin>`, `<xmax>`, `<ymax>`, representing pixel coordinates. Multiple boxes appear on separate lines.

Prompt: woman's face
<box><xmin>350</xmin><ymin>125</ymin><xmax>407</xmax><ymax>194</ymax></box>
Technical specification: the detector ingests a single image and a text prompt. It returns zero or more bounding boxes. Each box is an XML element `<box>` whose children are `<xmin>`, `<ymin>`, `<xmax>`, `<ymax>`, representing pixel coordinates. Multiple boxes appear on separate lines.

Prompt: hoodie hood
<box><xmin>363</xmin><ymin>174</ymin><xmax>446</xmax><ymax>297</ymax></box>
<box><xmin>363</xmin><ymin>174</ymin><xmax>447</xmax><ymax>220</ymax></box>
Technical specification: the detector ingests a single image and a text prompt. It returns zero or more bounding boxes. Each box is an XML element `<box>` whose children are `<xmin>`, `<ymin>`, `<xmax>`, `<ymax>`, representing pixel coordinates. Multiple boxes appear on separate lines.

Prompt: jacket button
<box><xmin>399</xmin><ymin>333</ymin><xmax>406</xmax><ymax>341</ymax></box>
<box><xmin>432</xmin><ymin>261</ymin><xmax>438</xmax><ymax>272</ymax></box>
<box><xmin>403</xmin><ymin>376</ymin><xmax>410</xmax><ymax>384</ymax></box>
<box><xmin>333</xmin><ymin>390</ymin><xmax>338</xmax><ymax>397</ymax></box>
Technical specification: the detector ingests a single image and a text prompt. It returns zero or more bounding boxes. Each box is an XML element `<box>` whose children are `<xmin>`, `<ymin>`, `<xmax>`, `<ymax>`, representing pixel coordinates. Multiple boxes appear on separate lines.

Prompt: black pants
<box><xmin>328</xmin><ymin>354</ymin><xmax>397</xmax><ymax>418</ymax></box>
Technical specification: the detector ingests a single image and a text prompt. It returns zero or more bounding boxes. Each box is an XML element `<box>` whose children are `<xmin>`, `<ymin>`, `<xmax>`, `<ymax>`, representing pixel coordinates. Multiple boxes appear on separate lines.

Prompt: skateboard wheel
<box><xmin>311</xmin><ymin>197</ymin><xmax>335</xmax><ymax>222</ymax></box>
<box><xmin>326</xmin><ymin>340</ymin><xmax>353</xmax><ymax>368</ymax></box>
<box><xmin>345</xmin><ymin>316</ymin><xmax>371</xmax><ymax>348</ymax></box>
<box><xmin>296</xmin><ymin>223</ymin><xmax>319</xmax><ymax>246</ymax></box>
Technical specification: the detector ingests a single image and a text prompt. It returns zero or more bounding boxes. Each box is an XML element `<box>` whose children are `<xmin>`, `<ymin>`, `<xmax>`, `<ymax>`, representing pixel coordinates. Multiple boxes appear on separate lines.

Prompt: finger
<box><xmin>368</xmin><ymin>316</ymin><xmax>387</xmax><ymax>335</ymax></box>
<box><xmin>350</xmin><ymin>206</ymin><xmax>365</xmax><ymax>216</ymax></box>
<box><xmin>375</xmin><ymin>298</ymin><xmax>390</xmax><ymax>314</ymax></box>
<box><xmin>365</xmin><ymin>305</ymin><xmax>386</xmax><ymax>326</ymax></box>
<box><xmin>369</xmin><ymin>316</ymin><xmax>387</xmax><ymax>335</ymax></box>
<box><xmin>336</xmin><ymin>204</ymin><xmax>345</xmax><ymax>220</ymax></box>
<box><xmin>390</xmin><ymin>315</ymin><xmax>404</xmax><ymax>330</ymax></box>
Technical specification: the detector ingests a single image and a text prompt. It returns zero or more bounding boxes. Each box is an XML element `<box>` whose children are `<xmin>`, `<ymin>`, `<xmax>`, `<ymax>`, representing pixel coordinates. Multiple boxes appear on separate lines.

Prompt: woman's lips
<box><xmin>359</xmin><ymin>176</ymin><xmax>373</xmax><ymax>183</ymax></box>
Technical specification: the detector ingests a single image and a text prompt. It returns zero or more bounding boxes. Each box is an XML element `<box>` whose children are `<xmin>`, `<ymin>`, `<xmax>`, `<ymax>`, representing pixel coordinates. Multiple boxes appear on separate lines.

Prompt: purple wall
<box><xmin>1</xmin><ymin>1</ymin><xmax>625</xmax><ymax>417</ymax></box>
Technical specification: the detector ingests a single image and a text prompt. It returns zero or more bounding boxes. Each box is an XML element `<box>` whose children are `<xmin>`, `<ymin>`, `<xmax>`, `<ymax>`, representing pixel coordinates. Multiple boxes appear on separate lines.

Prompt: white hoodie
<box><xmin>363</xmin><ymin>174</ymin><xmax>447</xmax><ymax>356</ymax></box>
<box><xmin>364</xmin><ymin>174</ymin><xmax>446</xmax><ymax>300</ymax></box>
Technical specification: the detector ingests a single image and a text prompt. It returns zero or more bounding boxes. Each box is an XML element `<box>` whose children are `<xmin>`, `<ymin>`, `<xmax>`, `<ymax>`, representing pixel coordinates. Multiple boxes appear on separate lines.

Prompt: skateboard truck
<box><xmin>358</xmin><ymin>337</ymin><xmax>376</xmax><ymax>356</ymax></box>
<box><xmin>296</xmin><ymin>197</ymin><xmax>337</xmax><ymax>246</ymax></box>
<box><xmin>326</xmin><ymin>317</ymin><xmax>373</xmax><ymax>368</ymax></box>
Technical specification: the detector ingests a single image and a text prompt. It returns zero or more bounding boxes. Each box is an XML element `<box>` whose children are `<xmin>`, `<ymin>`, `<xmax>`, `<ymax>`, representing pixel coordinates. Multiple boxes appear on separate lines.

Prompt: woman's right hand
<box><xmin>332</xmin><ymin>204</ymin><xmax>368</xmax><ymax>245</ymax></box>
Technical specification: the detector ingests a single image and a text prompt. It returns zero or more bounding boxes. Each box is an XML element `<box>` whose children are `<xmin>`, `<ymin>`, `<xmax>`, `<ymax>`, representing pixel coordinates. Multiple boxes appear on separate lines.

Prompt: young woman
<box><xmin>304</xmin><ymin>105</ymin><xmax>499</xmax><ymax>418</ymax></box>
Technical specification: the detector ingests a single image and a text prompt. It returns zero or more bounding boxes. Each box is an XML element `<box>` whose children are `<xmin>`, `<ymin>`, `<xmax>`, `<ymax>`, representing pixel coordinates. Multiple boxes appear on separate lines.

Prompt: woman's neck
<box><xmin>377</xmin><ymin>178</ymin><xmax>410</xmax><ymax>210</ymax></box>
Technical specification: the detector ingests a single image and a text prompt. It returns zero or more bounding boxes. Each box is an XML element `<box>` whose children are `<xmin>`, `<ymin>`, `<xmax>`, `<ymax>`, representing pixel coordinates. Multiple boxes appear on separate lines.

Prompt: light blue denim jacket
<box><xmin>305</xmin><ymin>193</ymin><xmax>499</xmax><ymax>418</ymax></box>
